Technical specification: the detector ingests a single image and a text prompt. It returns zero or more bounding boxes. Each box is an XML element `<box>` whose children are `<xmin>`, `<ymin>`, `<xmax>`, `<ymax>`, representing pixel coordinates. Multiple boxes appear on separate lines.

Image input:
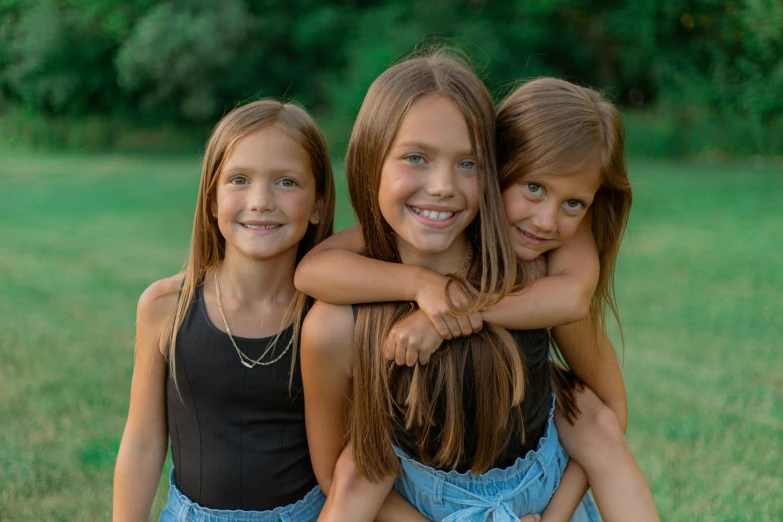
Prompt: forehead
<box><xmin>222</xmin><ymin>125</ymin><xmax>311</xmax><ymax>174</ymax></box>
<box><xmin>392</xmin><ymin>95</ymin><xmax>473</xmax><ymax>153</ymax></box>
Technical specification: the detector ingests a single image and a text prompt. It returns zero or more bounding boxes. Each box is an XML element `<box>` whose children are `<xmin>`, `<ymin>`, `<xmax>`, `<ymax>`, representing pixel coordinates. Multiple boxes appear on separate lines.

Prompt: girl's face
<box><xmin>378</xmin><ymin>95</ymin><xmax>479</xmax><ymax>262</ymax></box>
<box><xmin>212</xmin><ymin>126</ymin><xmax>321</xmax><ymax>261</ymax></box>
<box><xmin>501</xmin><ymin>167</ymin><xmax>602</xmax><ymax>261</ymax></box>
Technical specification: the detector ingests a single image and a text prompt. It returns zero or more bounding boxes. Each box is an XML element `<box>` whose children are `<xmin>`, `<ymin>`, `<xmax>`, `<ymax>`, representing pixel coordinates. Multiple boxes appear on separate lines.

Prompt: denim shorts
<box><xmin>392</xmin><ymin>396</ymin><xmax>601</xmax><ymax>522</ymax></box>
<box><xmin>159</xmin><ymin>469</ymin><xmax>326</xmax><ymax>522</ymax></box>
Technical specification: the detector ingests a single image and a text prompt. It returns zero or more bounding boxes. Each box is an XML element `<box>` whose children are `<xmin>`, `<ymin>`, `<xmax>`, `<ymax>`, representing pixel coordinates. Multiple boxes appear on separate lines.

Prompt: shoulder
<box><xmin>136</xmin><ymin>274</ymin><xmax>184</xmax><ymax>355</ymax></box>
<box><xmin>138</xmin><ymin>274</ymin><xmax>183</xmax><ymax>320</ymax></box>
<box><xmin>301</xmin><ymin>301</ymin><xmax>355</xmax><ymax>371</ymax></box>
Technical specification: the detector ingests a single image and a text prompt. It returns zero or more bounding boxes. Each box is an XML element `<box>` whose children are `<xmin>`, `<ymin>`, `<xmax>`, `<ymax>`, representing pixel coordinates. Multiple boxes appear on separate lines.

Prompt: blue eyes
<box><xmin>525</xmin><ymin>183</ymin><xmax>586</xmax><ymax>212</ymax></box>
<box><xmin>404</xmin><ymin>155</ymin><xmax>475</xmax><ymax>170</ymax></box>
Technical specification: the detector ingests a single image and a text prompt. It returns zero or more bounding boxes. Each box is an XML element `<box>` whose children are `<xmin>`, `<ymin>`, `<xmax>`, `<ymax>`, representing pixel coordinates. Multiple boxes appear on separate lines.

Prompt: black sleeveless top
<box><xmin>166</xmin><ymin>284</ymin><xmax>316</xmax><ymax>510</ymax></box>
<box><xmin>352</xmin><ymin>305</ymin><xmax>552</xmax><ymax>473</ymax></box>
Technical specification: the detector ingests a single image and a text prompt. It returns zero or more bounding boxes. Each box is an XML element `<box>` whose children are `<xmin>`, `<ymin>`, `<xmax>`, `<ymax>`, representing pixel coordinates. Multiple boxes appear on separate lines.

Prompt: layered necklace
<box><xmin>214</xmin><ymin>269</ymin><xmax>293</xmax><ymax>369</ymax></box>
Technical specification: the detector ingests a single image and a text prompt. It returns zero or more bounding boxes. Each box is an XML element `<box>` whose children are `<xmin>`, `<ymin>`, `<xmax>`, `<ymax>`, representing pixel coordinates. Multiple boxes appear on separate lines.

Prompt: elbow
<box><xmin>293</xmin><ymin>261</ymin><xmax>314</xmax><ymax>295</ymax></box>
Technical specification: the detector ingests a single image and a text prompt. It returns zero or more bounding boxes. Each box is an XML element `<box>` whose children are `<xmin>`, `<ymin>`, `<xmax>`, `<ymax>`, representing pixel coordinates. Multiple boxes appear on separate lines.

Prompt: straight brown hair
<box><xmin>497</xmin><ymin>78</ymin><xmax>632</xmax><ymax>343</ymax></box>
<box><xmin>168</xmin><ymin>99</ymin><xmax>335</xmax><ymax>390</ymax></box>
<box><xmin>346</xmin><ymin>49</ymin><xmax>528</xmax><ymax>481</ymax></box>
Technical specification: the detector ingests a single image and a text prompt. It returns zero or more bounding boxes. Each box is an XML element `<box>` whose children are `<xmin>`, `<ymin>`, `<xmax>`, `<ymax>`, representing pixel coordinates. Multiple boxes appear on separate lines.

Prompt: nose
<box><xmin>530</xmin><ymin>202</ymin><xmax>557</xmax><ymax>234</ymax></box>
<box><xmin>425</xmin><ymin>163</ymin><xmax>456</xmax><ymax>198</ymax></box>
<box><xmin>249</xmin><ymin>183</ymin><xmax>276</xmax><ymax>212</ymax></box>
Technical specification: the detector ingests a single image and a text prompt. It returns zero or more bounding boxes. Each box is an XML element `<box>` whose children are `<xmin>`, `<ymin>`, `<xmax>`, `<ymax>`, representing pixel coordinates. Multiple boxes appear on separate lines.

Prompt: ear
<box><xmin>209</xmin><ymin>198</ymin><xmax>218</xmax><ymax>220</ymax></box>
<box><xmin>309</xmin><ymin>196</ymin><xmax>324</xmax><ymax>225</ymax></box>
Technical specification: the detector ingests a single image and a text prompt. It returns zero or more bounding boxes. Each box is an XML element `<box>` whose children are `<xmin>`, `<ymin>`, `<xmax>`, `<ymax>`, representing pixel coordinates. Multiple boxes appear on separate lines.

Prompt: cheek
<box><xmin>502</xmin><ymin>192</ymin><xmax>531</xmax><ymax>225</ymax></box>
<box><xmin>555</xmin><ymin>218</ymin><xmax>583</xmax><ymax>245</ymax></box>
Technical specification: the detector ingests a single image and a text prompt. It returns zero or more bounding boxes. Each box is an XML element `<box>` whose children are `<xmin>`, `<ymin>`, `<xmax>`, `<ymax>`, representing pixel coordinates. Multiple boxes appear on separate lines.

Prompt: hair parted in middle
<box><xmin>168</xmin><ymin>99</ymin><xmax>335</xmax><ymax>393</ymax></box>
<box><xmin>345</xmin><ymin>47</ymin><xmax>530</xmax><ymax>481</ymax></box>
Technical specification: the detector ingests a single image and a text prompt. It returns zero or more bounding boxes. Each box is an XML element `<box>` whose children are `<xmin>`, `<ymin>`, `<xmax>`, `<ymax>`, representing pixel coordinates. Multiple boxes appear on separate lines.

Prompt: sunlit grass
<box><xmin>0</xmin><ymin>153</ymin><xmax>780</xmax><ymax>520</ymax></box>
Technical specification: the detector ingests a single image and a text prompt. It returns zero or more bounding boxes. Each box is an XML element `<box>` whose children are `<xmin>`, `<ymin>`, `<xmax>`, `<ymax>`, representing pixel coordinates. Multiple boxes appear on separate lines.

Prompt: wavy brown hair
<box><xmin>346</xmin><ymin>49</ymin><xmax>528</xmax><ymax>481</ymax></box>
<box><xmin>168</xmin><ymin>99</ymin><xmax>335</xmax><ymax>390</ymax></box>
<box><xmin>497</xmin><ymin>78</ymin><xmax>632</xmax><ymax>341</ymax></box>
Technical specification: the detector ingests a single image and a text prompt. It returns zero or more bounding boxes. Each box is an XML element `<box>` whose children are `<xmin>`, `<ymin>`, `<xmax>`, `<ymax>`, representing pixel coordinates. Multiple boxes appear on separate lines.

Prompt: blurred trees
<box><xmin>0</xmin><ymin>0</ymin><xmax>780</xmax><ymax>154</ymax></box>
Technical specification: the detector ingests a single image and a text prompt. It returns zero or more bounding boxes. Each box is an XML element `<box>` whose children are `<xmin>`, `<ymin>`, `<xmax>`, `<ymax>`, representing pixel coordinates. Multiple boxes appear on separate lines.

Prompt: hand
<box><xmin>384</xmin><ymin>310</ymin><xmax>444</xmax><ymax>366</ymax></box>
<box><xmin>414</xmin><ymin>273</ymin><xmax>482</xmax><ymax>339</ymax></box>
<box><xmin>519</xmin><ymin>515</ymin><xmax>541</xmax><ymax>522</ymax></box>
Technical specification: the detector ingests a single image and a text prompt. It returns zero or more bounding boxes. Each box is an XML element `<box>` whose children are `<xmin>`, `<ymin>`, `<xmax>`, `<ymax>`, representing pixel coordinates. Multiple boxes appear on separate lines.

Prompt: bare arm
<box><xmin>481</xmin><ymin>218</ymin><xmax>599</xmax><ymax>330</ymax></box>
<box><xmin>300</xmin><ymin>302</ymin><xmax>428</xmax><ymax>522</ymax></box>
<box><xmin>539</xmin><ymin>305</ymin><xmax>630</xmax><ymax>521</ymax></box>
<box><xmin>113</xmin><ymin>278</ymin><xmax>178</xmax><ymax>522</ymax></box>
<box><xmin>295</xmin><ymin>225</ymin><xmax>435</xmax><ymax>305</ymax></box>
<box><xmin>296</xmin><ymin>225</ymin><xmax>478</xmax><ymax>340</ymax></box>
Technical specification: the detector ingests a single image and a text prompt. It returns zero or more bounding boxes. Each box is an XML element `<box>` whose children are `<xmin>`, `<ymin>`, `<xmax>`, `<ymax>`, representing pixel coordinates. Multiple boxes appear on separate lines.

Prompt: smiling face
<box><xmin>502</xmin><ymin>166</ymin><xmax>602</xmax><ymax>261</ymax></box>
<box><xmin>211</xmin><ymin>125</ymin><xmax>320</xmax><ymax>262</ymax></box>
<box><xmin>377</xmin><ymin>95</ymin><xmax>479</xmax><ymax>267</ymax></box>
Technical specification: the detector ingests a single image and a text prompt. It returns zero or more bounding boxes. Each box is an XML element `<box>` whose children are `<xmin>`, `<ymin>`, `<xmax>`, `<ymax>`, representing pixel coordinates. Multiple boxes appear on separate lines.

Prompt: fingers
<box><xmin>456</xmin><ymin>314</ymin><xmax>474</xmax><ymax>337</ymax></box>
<box><xmin>443</xmin><ymin>315</ymin><xmax>461</xmax><ymax>340</ymax></box>
<box><xmin>405</xmin><ymin>342</ymin><xmax>418</xmax><ymax>367</ymax></box>
<box><xmin>434</xmin><ymin>317</ymin><xmax>453</xmax><ymax>340</ymax></box>
<box><xmin>394</xmin><ymin>336</ymin><xmax>408</xmax><ymax>367</ymax></box>
<box><xmin>468</xmin><ymin>311</ymin><xmax>483</xmax><ymax>333</ymax></box>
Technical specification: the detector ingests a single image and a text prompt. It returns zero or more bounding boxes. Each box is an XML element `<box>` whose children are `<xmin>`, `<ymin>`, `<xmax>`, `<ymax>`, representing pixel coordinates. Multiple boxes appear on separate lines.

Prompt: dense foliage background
<box><xmin>1</xmin><ymin>0</ymin><xmax>781</xmax><ymax>156</ymax></box>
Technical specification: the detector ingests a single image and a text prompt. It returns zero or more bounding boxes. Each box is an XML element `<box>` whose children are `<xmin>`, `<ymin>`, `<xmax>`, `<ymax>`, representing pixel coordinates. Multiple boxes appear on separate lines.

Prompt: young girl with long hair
<box><xmin>296</xmin><ymin>76</ymin><xmax>659</xmax><ymax>521</ymax></box>
<box><xmin>299</xmin><ymin>51</ymin><xmax>606</xmax><ymax>522</ymax></box>
<box><xmin>113</xmin><ymin>99</ymin><xmax>335</xmax><ymax>522</ymax></box>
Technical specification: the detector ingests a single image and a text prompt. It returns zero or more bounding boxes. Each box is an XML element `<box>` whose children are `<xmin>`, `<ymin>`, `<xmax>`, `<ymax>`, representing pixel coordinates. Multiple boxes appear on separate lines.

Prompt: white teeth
<box><xmin>411</xmin><ymin>207</ymin><xmax>455</xmax><ymax>221</ymax></box>
<box><xmin>244</xmin><ymin>224</ymin><xmax>280</xmax><ymax>230</ymax></box>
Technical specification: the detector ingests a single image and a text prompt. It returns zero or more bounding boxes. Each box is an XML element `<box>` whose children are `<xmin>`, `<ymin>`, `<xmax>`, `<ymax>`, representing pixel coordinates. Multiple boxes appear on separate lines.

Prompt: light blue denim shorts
<box><xmin>392</xmin><ymin>396</ymin><xmax>601</xmax><ymax>522</ymax></box>
<box><xmin>159</xmin><ymin>469</ymin><xmax>326</xmax><ymax>522</ymax></box>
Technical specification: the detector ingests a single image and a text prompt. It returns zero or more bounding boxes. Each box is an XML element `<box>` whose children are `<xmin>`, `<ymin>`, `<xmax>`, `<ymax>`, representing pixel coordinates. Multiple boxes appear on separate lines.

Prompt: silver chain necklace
<box><xmin>214</xmin><ymin>269</ymin><xmax>292</xmax><ymax>368</ymax></box>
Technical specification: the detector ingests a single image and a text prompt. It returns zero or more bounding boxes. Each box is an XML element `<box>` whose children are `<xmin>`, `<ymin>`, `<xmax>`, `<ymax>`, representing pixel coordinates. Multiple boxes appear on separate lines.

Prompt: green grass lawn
<box><xmin>0</xmin><ymin>152</ymin><xmax>780</xmax><ymax>521</ymax></box>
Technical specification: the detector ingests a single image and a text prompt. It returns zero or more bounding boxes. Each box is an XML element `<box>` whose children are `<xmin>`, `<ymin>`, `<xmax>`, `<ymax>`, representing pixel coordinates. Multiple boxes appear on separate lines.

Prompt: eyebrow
<box><xmin>395</xmin><ymin>141</ymin><xmax>475</xmax><ymax>157</ymax></box>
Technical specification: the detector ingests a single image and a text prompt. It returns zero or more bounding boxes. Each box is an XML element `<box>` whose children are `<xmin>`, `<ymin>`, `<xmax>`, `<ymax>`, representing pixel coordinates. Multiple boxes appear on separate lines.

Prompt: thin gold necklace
<box><xmin>214</xmin><ymin>268</ymin><xmax>292</xmax><ymax>368</ymax></box>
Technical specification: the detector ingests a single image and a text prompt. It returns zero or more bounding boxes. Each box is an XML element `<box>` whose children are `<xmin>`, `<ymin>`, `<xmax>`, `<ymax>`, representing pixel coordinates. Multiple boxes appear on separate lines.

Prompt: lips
<box><xmin>514</xmin><ymin>226</ymin><xmax>551</xmax><ymax>247</ymax></box>
<box><xmin>406</xmin><ymin>205</ymin><xmax>462</xmax><ymax>230</ymax></box>
<box><xmin>409</xmin><ymin>206</ymin><xmax>455</xmax><ymax>221</ymax></box>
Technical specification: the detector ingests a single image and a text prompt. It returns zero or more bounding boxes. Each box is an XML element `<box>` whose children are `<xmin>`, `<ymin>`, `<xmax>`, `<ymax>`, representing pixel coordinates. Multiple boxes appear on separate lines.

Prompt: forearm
<box><xmin>113</xmin><ymin>441</ymin><xmax>167</xmax><ymax>521</ymax></box>
<box><xmin>481</xmin><ymin>275</ymin><xmax>592</xmax><ymax>330</ymax></box>
<box><xmin>540</xmin><ymin>461</ymin><xmax>590</xmax><ymax>522</ymax></box>
<box><xmin>295</xmin><ymin>249</ymin><xmax>433</xmax><ymax>305</ymax></box>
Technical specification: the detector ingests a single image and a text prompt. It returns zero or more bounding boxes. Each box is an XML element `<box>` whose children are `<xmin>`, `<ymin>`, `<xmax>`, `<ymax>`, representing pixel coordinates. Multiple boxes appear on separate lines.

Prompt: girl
<box><xmin>299</xmin><ymin>51</ymin><xmax>602</xmax><ymax>522</ymax></box>
<box><xmin>113</xmin><ymin>99</ymin><xmax>335</xmax><ymax>522</ymax></box>
<box><xmin>296</xmin><ymin>77</ymin><xmax>659</xmax><ymax>520</ymax></box>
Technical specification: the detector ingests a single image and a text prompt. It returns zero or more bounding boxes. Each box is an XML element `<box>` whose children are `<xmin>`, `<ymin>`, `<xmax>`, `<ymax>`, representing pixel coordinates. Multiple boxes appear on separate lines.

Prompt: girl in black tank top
<box><xmin>113</xmin><ymin>99</ymin><xmax>336</xmax><ymax>522</ymax></box>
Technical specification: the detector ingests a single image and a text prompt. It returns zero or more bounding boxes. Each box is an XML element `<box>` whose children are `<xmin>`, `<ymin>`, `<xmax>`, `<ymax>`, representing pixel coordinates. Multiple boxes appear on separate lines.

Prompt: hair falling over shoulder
<box><xmin>345</xmin><ymin>48</ymin><xmax>530</xmax><ymax>481</ymax></box>
<box><xmin>497</xmin><ymin>78</ymin><xmax>632</xmax><ymax>342</ymax></box>
<box><xmin>167</xmin><ymin>100</ymin><xmax>335</xmax><ymax>393</ymax></box>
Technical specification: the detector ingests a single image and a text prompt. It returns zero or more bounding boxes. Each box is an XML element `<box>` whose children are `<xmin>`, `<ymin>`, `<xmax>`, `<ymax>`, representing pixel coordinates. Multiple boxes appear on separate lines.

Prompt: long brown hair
<box><xmin>168</xmin><ymin>99</ymin><xmax>335</xmax><ymax>389</ymax></box>
<box><xmin>346</xmin><ymin>49</ymin><xmax>527</xmax><ymax>481</ymax></box>
<box><xmin>497</xmin><ymin>78</ymin><xmax>632</xmax><ymax>341</ymax></box>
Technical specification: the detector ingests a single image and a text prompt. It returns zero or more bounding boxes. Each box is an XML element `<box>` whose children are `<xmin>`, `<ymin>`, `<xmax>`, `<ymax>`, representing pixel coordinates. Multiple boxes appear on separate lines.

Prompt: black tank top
<box><xmin>166</xmin><ymin>284</ymin><xmax>316</xmax><ymax>510</ymax></box>
<box><xmin>352</xmin><ymin>305</ymin><xmax>552</xmax><ymax>473</ymax></box>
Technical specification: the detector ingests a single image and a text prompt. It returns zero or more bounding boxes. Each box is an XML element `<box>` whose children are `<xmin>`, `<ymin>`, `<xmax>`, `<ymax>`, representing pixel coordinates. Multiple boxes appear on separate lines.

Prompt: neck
<box><xmin>397</xmin><ymin>235</ymin><xmax>471</xmax><ymax>275</ymax></box>
<box><xmin>216</xmin><ymin>246</ymin><xmax>298</xmax><ymax>306</ymax></box>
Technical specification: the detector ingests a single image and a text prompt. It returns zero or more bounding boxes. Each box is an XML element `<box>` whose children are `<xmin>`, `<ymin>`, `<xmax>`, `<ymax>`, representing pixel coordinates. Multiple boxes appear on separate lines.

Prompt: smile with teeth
<box><xmin>409</xmin><ymin>206</ymin><xmax>456</xmax><ymax>221</ymax></box>
<box><xmin>242</xmin><ymin>223</ymin><xmax>282</xmax><ymax>230</ymax></box>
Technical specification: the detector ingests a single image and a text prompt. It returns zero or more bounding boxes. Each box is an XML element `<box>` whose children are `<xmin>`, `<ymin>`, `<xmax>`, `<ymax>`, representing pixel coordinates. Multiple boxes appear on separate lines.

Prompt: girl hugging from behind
<box><xmin>297</xmin><ymin>51</ymin><xmax>659</xmax><ymax>522</ymax></box>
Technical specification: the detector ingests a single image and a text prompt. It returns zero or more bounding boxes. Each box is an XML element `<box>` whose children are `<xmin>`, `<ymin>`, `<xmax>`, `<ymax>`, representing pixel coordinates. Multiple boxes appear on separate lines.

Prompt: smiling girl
<box><xmin>113</xmin><ymin>100</ymin><xmax>335</xmax><ymax>522</ymax></box>
<box><xmin>296</xmin><ymin>77</ymin><xmax>659</xmax><ymax>521</ymax></box>
<box><xmin>299</xmin><ymin>51</ymin><xmax>601</xmax><ymax>522</ymax></box>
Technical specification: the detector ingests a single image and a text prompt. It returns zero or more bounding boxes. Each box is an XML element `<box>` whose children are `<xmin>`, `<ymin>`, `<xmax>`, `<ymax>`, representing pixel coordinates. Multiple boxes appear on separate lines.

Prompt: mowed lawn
<box><xmin>0</xmin><ymin>152</ymin><xmax>780</xmax><ymax>521</ymax></box>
